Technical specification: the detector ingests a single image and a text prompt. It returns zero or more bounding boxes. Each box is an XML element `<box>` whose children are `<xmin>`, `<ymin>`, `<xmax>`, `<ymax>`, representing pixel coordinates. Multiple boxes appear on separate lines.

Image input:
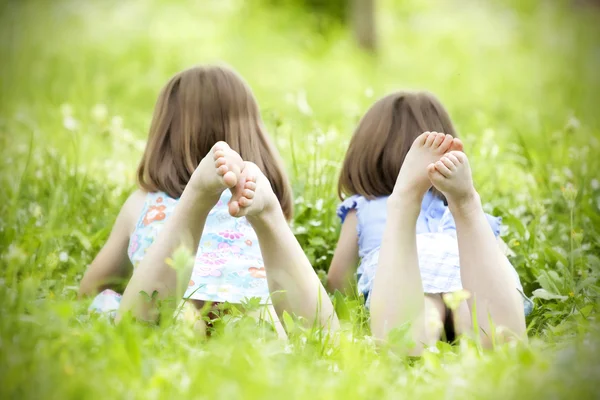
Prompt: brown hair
<box><xmin>137</xmin><ymin>65</ymin><xmax>293</xmax><ymax>219</ymax></box>
<box><xmin>338</xmin><ymin>91</ymin><xmax>458</xmax><ymax>200</ymax></box>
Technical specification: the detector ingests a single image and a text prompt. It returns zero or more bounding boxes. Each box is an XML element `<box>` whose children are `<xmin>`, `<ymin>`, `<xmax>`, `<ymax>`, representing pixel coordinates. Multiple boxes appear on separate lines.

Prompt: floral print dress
<box><xmin>89</xmin><ymin>190</ymin><xmax>270</xmax><ymax>315</ymax></box>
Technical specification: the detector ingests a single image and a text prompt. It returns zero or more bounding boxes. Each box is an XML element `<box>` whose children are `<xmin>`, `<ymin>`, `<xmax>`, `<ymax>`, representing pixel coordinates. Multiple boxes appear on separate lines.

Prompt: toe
<box><xmin>450</xmin><ymin>138</ymin><xmax>464</xmax><ymax>152</ymax></box>
<box><xmin>215</xmin><ymin>157</ymin><xmax>227</xmax><ymax>168</ymax></box>
<box><xmin>239</xmin><ymin>196</ymin><xmax>252</xmax><ymax>208</ymax></box>
<box><xmin>425</xmin><ymin>132</ymin><xmax>438</xmax><ymax>147</ymax></box>
<box><xmin>242</xmin><ymin>188</ymin><xmax>255</xmax><ymax>199</ymax></box>
<box><xmin>439</xmin><ymin>134</ymin><xmax>454</xmax><ymax>152</ymax></box>
<box><xmin>445</xmin><ymin>153</ymin><xmax>460</xmax><ymax>166</ymax></box>
<box><xmin>416</xmin><ymin>131</ymin><xmax>431</xmax><ymax>146</ymax></box>
<box><xmin>216</xmin><ymin>164</ymin><xmax>229</xmax><ymax>176</ymax></box>
<box><xmin>440</xmin><ymin>156</ymin><xmax>456</xmax><ymax>170</ymax></box>
<box><xmin>222</xmin><ymin>170</ymin><xmax>237</xmax><ymax>188</ymax></box>
<box><xmin>228</xmin><ymin>201</ymin><xmax>240</xmax><ymax>217</ymax></box>
<box><xmin>449</xmin><ymin>151</ymin><xmax>467</xmax><ymax>164</ymax></box>
<box><xmin>244</xmin><ymin>181</ymin><xmax>257</xmax><ymax>191</ymax></box>
<box><xmin>432</xmin><ymin>133</ymin><xmax>445</xmax><ymax>149</ymax></box>
<box><xmin>435</xmin><ymin>160</ymin><xmax>452</xmax><ymax>177</ymax></box>
<box><xmin>213</xmin><ymin>141</ymin><xmax>230</xmax><ymax>151</ymax></box>
<box><xmin>213</xmin><ymin>149</ymin><xmax>226</xmax><ymax>160</ymax></box>
<box><xmin>427</xmin><ymin>163</ymin><xmax>445</xmax><ymax>181</ymax></box>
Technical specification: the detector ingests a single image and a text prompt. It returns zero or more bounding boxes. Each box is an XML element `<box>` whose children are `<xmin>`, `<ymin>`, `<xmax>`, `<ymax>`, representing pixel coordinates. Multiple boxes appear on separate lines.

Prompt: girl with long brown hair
<box><xmin>79</xmin><ymin>65</ymin><xmax>338</xmax><ymax>333</ymax></box>
<box><xmin>329</xmin><ymin>91</ymin><xmax>531</xmax><ymax>354</ymax></box>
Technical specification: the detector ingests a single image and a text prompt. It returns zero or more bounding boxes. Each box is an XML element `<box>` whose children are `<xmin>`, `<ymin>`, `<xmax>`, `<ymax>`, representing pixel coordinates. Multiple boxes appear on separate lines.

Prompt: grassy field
<box><xmin>1</xmin><ymin>0</ymin><xmax>600</xmax><ymax>398</ymax></box>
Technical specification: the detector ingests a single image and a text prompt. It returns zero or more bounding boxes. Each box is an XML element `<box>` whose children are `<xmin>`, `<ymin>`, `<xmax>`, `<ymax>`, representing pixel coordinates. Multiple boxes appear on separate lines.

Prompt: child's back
<box><xmin>130</xmin><ymin>190</ymin><xmax>268</xmax><ymax>303</ymax></box>
<box><xmin>336</xmin><ymin>190</ymin><xmax>504</xmax><ymax>302</ymax></box>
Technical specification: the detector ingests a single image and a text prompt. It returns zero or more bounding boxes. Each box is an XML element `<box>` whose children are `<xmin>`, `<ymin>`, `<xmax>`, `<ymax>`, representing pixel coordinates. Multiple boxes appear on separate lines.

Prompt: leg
<box><xmin>229</xmin><ymin>162</ymin><xmax>339</xmax><ymax>331</ymax></box>
<box><xmin>428</xmin><ymin>152</ymin><xmax>526</xmax><ymax>345</ymax></box>
<box><xmin>369</xmin><ymin>131</ymin><xmax>456</xmax><ymax>355</ymax></box>
<box><xmin>117</xmin><ymin>142</ymin><xmax>244</xmax><ymax>322</ymax></box>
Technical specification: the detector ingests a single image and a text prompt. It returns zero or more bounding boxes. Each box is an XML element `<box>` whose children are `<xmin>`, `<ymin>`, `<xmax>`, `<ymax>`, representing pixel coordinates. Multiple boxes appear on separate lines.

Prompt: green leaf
<box><xmin>532</xmin><ymin>288</ymin><xmax>568</xmax><ymax>301</ymax></box>
<box><xmin>282</xmin><ymin>311</ymin><xmax>295</xmax><ymax>332</ymax></box>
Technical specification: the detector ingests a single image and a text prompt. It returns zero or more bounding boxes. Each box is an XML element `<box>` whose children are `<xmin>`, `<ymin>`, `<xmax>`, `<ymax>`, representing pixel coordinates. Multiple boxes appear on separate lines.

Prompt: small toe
<box><xmin>244</xmin><ymin>181</ymin><xmax>257</xmax><ymax>191</ymax></box>
<box><xmin>432</xmin><ymin>133</ymin><xmax>445</xmax><ymax>148</ymax></box>
<box><xmin>242</xmin><ymin>189</ymin><xmax>255</xmax><ymax>199</ymax></box>
<box><xmin>215</xmin><ymin>157</ymin><xmax>227</xmax><ymax>168</ymax></box>
<box><xmin>239</xmin><ymin>196</ymin><xmax>252</xmax><ymax>208</ymax></box>
<box><xmin>435</xmin><ymin>160</ymin><xmax>452</xmax><ymax>177</ymax></box>
<box><xmin>450</xmin><ymin>138</ymin><xmax>464</xmax><ymax>152</ymax></box>
<box><xmin>416</xmin><ymin>131</ymin><xmax>431</xmax><ymax>146</ymax></box>
<box><xmin>425</xmin><ymin>132</ymin><xmax>438</xmax><ymax>147</ymax></box>
<box><xmin>213</xmin><ymin>141</ymin><xmax>230</xmax><ymax>151</ymax></box>
<box><xmin>440</xmin><ymin>156</ymin><xmax>456</xmax><ymax>170</ymax></box>
<box><xmin>216</xmin><ymin>164</ymin><xmax>229</xmax><ymax>176</ymax></box>
<box><xmin>439</xmin><ymin>134</ymin><xmax>453</xmax><ymax>152</ymax></box>
<box><xmin>213</xmin><ymin>149</ymin><xmax>226</xmax><ymax>159</ymax></box>
<box><xmin>449</xmin><ymin>151</ymin><xmax>467</xmax><ymax>163</ymax></box>
<box><xmin>445</xmin><ymin>153</ymin><xmax>460</xmax><ymax>166</ymax></box>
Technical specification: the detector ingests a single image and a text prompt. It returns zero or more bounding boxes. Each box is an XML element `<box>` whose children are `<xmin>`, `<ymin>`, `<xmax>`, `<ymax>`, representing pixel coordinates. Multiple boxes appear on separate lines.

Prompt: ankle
<box><xmin>388</xmin><ymin>189</ymin><xmax>424</xmax><ymax>212</ymax></box>
<box><xmin>246</xmin><ymin>205</ymin><xmax>285</xmax><ymax>232</ymax></box>
<box><xmin>180</xmin><ymin>186</ymin><xmax>221</xmax><ymax>212</ymax></box>
<box><xmin>447</xmin><ymin>190</ymin><xmax>481</xmax><ymax>218</ymax></box>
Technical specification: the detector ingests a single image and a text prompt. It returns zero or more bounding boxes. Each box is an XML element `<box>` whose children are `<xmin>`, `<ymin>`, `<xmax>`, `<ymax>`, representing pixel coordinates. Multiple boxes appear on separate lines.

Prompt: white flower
<box><xmin>91</xmin><ymin>104</ymin><xmax>108</xmax><ymax>122</ymax></box>
<box><xmin>59</xmin><ymin>252</ymin><xmax>69</xmax><ymax>262</ymax></box>
<box><xmin>60</xmin><ymin>103</ymin><xmax>73</xmax><ymax>117</ymax></box>
<box><xmin>315</xmin><ymin>199</ymin><xmax>323</xmax><ymax>211</ymax></box>
<box><xmin>427</xmin><ymin>345</ymin><xmax>440</xmax><ymax>354</ymax></box>
<box><xmin>63</xmin><ymin>116</ymin><xmax>78</xmax><ymax>131</ymax></box>
<box><xmin>110</xmin><ymin>116</ymin><xmax>124</xmax><ymax>131</ymax></box>
<box><xmin>5</xmin><ymin>244</ymin><xmax>27</xmax><ymax>263</ymax></box>
<box><xmin>296</xmin><ymin>90</ymin><xmax>312</xmax><ymax>116</ymax></box>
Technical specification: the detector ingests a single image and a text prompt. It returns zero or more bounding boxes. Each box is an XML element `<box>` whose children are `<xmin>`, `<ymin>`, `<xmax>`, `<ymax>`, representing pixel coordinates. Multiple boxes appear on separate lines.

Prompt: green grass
<box><xmin>1</xmin><ymin>0</ymin><xmax>600</xmax><ymax>398</ymax></box>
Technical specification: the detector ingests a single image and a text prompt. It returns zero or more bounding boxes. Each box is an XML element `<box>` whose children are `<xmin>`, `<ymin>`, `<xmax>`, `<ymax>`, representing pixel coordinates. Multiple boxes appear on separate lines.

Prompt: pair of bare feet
<box><xmin>391</xmin><ymin>131</ymin><xmax>479</xmax><ymax>217</ymax></box>
<box><xmin>195</xmin><ymin>130</ymin><xmax>477</xmax><ymax>224</ymax></box>
<box><xmin>190</xmin><ymin>141</ymin><xmax>275</xmax><ymax>220</ymax></box>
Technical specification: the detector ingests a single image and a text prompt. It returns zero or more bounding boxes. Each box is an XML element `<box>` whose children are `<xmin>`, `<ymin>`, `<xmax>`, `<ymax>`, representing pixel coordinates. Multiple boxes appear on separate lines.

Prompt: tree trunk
<box><xmin>350</xmin><ymin>0</ymin><xmax>377</xmax><ymax>53</ymax></box>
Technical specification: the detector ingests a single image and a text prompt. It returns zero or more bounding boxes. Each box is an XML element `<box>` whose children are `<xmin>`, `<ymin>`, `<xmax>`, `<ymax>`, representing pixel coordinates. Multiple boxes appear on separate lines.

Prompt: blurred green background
<box><xmin>1</xmin><ymin>0</ymin><xmax>600</xmax><ymax>398</ymax></box>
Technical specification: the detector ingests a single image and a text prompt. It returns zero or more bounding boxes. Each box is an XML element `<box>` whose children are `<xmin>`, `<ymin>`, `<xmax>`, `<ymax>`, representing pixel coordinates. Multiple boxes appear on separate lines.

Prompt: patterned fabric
<box><xmin>127</xmin><ymin>190</ymin><xmax>270</xmax><ymax>304</ymax></box>
<box><xmin>337</xmin><ymin>191</ymin><xmax>533</xmax><ymax>315</ymax></box>
<box><xmin>89</xmin><ymin>289</ymin><xmax>121</xmax><ymax>318</ymax></box>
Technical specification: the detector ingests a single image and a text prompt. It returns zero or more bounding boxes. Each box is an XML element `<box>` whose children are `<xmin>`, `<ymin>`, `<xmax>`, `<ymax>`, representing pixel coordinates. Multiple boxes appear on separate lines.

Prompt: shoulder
<box><xmin>117</xmin><ymin>189</ymin><xmax>148</xmax><ymax>233</ymax></box>
<box><xmin>123</xmin><ymin>189</ymin><xmax>147</xmax><ymax>214</ymax></box>
<box><xmin>337</xmin><ymin>195</ymin><xmax>368</xmax><ymax>223</ymax></box>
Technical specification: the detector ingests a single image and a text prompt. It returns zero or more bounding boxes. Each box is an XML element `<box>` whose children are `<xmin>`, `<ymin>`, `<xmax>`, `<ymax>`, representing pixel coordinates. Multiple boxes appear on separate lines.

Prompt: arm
<box><xmin>78</xmin><ymin>190</ymin><xmax>145</xmax><ymax>298</ymax></box>
<box><xmin>327</xmin><ymin>210</ymin><xmax>360</xmax><ymax>295</ymax></box>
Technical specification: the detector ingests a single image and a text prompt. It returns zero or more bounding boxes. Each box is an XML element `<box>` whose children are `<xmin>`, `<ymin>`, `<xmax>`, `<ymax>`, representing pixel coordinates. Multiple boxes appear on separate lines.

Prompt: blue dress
<box><xmin>337</xmin><ymin>191</ymin><xmax>532</xmax><ymax>315</ymax></box>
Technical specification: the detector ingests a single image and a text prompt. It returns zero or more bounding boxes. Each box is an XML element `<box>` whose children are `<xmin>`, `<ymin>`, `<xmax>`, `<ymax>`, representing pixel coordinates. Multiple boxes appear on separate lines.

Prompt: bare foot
<box><xmin>189</xmin><ymin>141</ymin><xmax>244</xmax><ymax>204</ymax></box>
<box><xmin>228</xmin><ymin>162</ymin><xmax>279</xmax><ymax>219</ymax></box>
<box><xmin>426</xmin><ymin>151</ymin><xmax>480</xmax><ymax>216</ymax></box>
<box><xmin>390</xmin><ymin>131</ymin><xmax>456</xmax><ymax>205</ymax></box>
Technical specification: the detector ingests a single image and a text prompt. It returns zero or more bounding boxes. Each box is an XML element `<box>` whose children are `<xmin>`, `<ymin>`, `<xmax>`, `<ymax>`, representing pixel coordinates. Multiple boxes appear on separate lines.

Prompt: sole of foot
<box><xmin>390</xmin><ymin>131</ymin><xmax>459</xmax><ymax>206</ymax></box>
<box><xmin>228</xmin><ymin>161</ymin><xmax>278</xmax><ymax>219</ymax></box>
<box><xmin>189</xmin><ymin>141</ymin><xmax>245</xmax><ymax>204</ymax></box>
<box><xmin>427</xmin><ymin>150</ymin><xmax>480</xmax><ymax>216</ymax></box>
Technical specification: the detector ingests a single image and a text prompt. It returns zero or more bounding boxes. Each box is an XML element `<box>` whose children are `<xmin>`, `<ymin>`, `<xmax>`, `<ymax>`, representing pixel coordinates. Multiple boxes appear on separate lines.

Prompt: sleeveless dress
<box><xmin>337</xmin><ymin>191</ymin><xmax>533</xmax><ymax>315</ymax></box>
<box><xmin>89</xmin><ymin>190</ymin><xmax>270</xmax><ymax>315</ymax></box>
